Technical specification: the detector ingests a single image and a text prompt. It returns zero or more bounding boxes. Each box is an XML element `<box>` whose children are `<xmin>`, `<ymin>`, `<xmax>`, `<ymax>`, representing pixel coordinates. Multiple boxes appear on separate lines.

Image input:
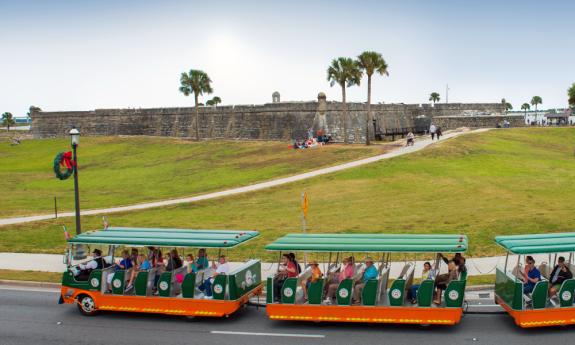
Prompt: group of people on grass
<box><xmin>519</xmin><ymin>255</ymin><xmax>572</xmax><ymax>300</ymax></box>
<box><xmin>272</xmin><ymin>252</ymin><xmax>467</xmax><ymax>306</ymax></box>
<box><xmin>75</xmin><ymin>247</ymin><xmax>229</xmax><ymax>299</ymax></box>
<box><xmin>292</xmin><ymin>129</ymin><xmax>332</xmax><ymax>150</ymax></box>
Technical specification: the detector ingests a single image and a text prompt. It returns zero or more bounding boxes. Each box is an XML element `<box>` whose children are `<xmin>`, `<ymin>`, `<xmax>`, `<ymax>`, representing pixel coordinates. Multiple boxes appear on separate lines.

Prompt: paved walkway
<box><xmin>0</xmin><ymin>128</ymin><xmax>488</xmax><ymax>227</ymax></box>
<box><xmin>2</xmin><ymin>251</ymin><xmax>540</xmax><ymax>279</ymax></box>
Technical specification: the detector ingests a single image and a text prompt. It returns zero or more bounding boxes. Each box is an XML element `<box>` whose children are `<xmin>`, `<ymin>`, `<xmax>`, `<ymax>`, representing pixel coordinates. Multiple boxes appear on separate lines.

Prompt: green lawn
<box><xmin>3</xmin><ymin>128</ymin><xmax>575</xmax><ymax>259</ymax></box>
<box><xmin>0</xmin><ymin>269</ymin><xmax>62</xmax><ymax>283</ymax></box>
<box><xmin>0</xmin><ymin>137</ymin><xmax>383</xmax><ymax>217</ymax></box>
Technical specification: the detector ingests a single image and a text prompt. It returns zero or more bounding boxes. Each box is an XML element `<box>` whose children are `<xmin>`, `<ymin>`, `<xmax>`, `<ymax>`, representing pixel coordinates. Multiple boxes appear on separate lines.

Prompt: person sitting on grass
<box><xmin>548</xmin><ymin>256</ymin><xmax>572</xmax><ymax>298</ymax></box>
<box><xmin>301</xmin><ymin>260</ymin><xmax>323</xmax><ymax>301</ymax></box>
<box><xmin>198</xmin><ymin>255</ymin><xmax>230</xmax><ymax>299</ymax></box>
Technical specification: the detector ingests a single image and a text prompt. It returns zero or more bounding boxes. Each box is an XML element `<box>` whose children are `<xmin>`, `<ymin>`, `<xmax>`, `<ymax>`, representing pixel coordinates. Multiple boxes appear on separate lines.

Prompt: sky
<box><xmin>1</xmin><ymin>0</ymin><xmax>574</xmax><ymax>117</ymax></box>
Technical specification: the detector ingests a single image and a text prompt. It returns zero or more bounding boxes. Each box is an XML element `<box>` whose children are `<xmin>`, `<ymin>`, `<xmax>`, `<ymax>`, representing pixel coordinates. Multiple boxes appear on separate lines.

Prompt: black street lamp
<box><xmin>69</xmin><ymin>127</ymin><xmax>85</xmax><ymax>259</ymax></box>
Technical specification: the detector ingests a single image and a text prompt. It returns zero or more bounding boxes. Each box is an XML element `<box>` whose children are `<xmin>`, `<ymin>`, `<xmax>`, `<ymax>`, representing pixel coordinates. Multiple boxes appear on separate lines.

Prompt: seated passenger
<box><xmin>273</xmin><ymin>254</ymin><xmax>298</xmax><ymax>302</ymax></box>
<box><xmin>520</xmin><ymin>255</ymin><xmax>541</xmax><ymax>294</ymax></box>
<box><xmin>107</xmin><ymin>250</ymin><xmax>133</xmax><ymax>291</ymax></box>
<box><xmin>548</xmin><ymin>256</ymin><xmax>572</xmax><ymax>298</ymax></box>
<box><xmin>408</xmin><ymin>261</ymin><xmax>435</xmax><ymax>304</ymax></box>
<box><xmin>289</xmin><ymin>253</ymin><xmax>302</xmax><ymax>274</ymax></box>
<box><xmin>198</xmin><ymin>255</ymin><xmax>230</xmax><ymax>299</ymax></box>
<box><xmin>196</xmin><ymin>248</ymin><xmax>209</xmax><ymax>270</ymax></box>
<box><xmin>75</xmin><ymin>249</ymin><xmax>106</xmax><ymax>281</ymax></box>
<box><xmin>147</xmin><ymin>247</ymin><xmax>164</xmax><ymax>268</ymax></box>
<box><xmin>166</xmin><ymin>249</ymin><xmax>183</xmax><ymax>271</ymax></box>
<box><xmin>324</xmin><ymin>257</ymin><xmax>354</xmax><ymax>304</ymax></box>
<box><xmin>130</xmin><ymin>248</ymin><xmax>139</xmax><ymax>264</ymax></box>
<box><xmin>125</xmin><ymin>253</ymin><xmax>151</xmax><ymax>291</ymax></box>
<box><xmin>433</xmin><ymin>260</ymin><xmax>458</xmax><ymax>304</ymax></box>
<box><xmin>352</xmin><ymin>257</ymin><xmax>378</xmax><ymax>305</ymax></box>
<box><xmin>301</xmin><ymin>260</ymin><xmax>323</xmax><ymax>301</ymax></box>
<box><xmin>186</xmin><ymin>254</ymin><xmax>198</xmax><ymax>274</ymax></box>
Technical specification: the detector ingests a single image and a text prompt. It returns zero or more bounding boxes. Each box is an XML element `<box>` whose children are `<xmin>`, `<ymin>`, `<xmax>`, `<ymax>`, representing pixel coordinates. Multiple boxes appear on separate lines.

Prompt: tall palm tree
<box><xmin>568</xmin><ymin>83</ymin><xmax>575</xmax><ymax>108</ymax></box>
<box><xmin>357</xmin><ymin>51</ymin><xmax>389</xmax><ymax>145</ymax></box>
<box><xmin>505</xmin><ymin>103</ymin><xmax>513</xmax><ymax>112</ymax></box>
<box><xmin>531</xmin><ymin>96</ymin><xmax>542</xmax><ymax>116</ymax></box>
<box><xmin>521</xmin><ymin>103</ymin><xmax>530</xmax><ymax>119</ymax></box>
<box><xmin>429</xmin><ymin>92</ymin><xmax>440</xmax><ymax>104</ymax></box>
<box><xmin>179</xmin><ymin>70</ymin><xmax>213</xmax><ymax>140</ymax></box>
<box><xmin>1</xmin><ymin>112</ymin><xmax>15</xmax><ymax>130</ymax></box>
<box><xmin>327</xmin><ymin>57</ymin><xmax>362</xmax><ymax>144</ymax></box>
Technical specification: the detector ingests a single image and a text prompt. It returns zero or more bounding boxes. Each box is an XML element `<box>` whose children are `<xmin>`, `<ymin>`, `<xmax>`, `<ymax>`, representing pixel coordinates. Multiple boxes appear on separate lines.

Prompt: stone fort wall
<box><xmin>31</xmin><ymin>95</ymin><xmax>506</xmax><ymax>142</ymax></box>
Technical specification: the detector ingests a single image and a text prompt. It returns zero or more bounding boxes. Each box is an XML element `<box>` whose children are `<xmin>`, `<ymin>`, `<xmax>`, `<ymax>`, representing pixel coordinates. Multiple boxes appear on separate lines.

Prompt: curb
<box><xmin>466</xmin><ymin>284</ymin><xmax>494</xmax><ymax>291</ymax></box>
<box><xmin>0</xmin><ymin>279</ymin><xmax>61</xmax><ymax>289</ymax></box>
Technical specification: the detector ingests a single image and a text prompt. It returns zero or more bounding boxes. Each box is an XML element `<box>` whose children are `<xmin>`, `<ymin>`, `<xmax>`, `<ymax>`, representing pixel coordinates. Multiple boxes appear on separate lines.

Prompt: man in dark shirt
<box><xmin>549</xmin><ymin>256</ymin><xmax>573</xmax><ymax>297</ymax></box>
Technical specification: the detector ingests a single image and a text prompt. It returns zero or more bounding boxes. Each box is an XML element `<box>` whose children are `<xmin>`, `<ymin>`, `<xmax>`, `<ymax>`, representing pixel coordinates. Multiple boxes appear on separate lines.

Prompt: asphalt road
<box><xmin>1</xmin><ymin>287</ymin><xmax>574</xmax><ymax>345</ymax></box>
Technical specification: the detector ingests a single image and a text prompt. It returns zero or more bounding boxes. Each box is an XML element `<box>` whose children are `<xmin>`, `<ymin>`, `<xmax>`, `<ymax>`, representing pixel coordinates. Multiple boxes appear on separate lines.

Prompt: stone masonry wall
<box><xmin>31</xmin><ymin>97</ymin><xmax>505</xmax><ymax>143</ymax></box>
<box><xmin>434</xmin><ymin>114</ymin><xmax>525</xmax><ymax>129</ymax></box>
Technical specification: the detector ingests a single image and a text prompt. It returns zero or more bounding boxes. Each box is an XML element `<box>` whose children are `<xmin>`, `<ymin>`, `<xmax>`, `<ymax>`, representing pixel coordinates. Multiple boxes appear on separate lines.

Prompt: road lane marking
<box><xmin>210</xmin><ymin>331</ymin><xmax>325</xmax><ymax>338</ymax></box>
<box><xmin>0</xmin><ymin>286</ymin><xmax>60</xmax><ymax>293</ymax></box>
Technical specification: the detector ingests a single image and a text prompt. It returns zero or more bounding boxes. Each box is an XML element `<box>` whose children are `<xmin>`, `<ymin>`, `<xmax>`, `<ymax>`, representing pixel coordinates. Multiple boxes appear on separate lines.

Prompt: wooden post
<box><xmin>54</xmin><ymin>196</ymin><xmax>58</xmax><ymax>219</ymax></box>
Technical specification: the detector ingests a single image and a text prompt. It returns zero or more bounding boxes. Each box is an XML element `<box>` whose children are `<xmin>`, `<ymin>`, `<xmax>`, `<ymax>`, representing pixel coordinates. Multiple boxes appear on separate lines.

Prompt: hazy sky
<box><xmin>1</xmin><ymin>0</ymin><xmax>574</xmax><ymax>116</ymax></box>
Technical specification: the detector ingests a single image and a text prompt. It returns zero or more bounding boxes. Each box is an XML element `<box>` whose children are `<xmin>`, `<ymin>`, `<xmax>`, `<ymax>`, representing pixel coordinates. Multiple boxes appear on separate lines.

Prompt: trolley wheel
<box><xmin>77</xmin><ymin>295</ymin><xmax>98</xmax><ymax>316</ymax></box>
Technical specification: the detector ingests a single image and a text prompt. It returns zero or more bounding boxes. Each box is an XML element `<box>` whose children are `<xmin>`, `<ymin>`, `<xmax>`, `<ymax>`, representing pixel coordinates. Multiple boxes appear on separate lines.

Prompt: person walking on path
<box><xmin>429</xmin><ymin>124</ymin><xmax>437</xmax><ymax>140</ymax></box>
<box><xmin>406</xmin><ymin>131</ymin><xmax>415</xmax><ymax>146</ymax></box>
<box><xmin>436</xmin><ymin>126</ymin><xmax>442</xmax><ymax>140</ymax></box>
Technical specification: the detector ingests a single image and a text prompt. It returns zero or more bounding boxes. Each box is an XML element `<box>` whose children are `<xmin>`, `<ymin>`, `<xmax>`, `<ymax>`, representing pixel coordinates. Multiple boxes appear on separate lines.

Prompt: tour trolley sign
<box><xmin>264</xmin><ymin>233</ymin><xmax>468</xmax><ymax>326</ymax></box>
<box><xmin>59</xmin><ymin>227</ymin><xmax>262</xmax><ymax>319</ymax></box>
<box><xmin>495</xmin><ymin>232</ymin><xmax>575</xmax><ymax>328</ymax></box>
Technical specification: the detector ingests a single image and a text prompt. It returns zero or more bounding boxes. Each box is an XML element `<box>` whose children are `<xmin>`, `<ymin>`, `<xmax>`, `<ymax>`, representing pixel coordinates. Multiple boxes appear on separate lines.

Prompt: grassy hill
<box><xmin>3</xmin><ymin>128</ymin><xmax>575</xmax><ymax>258</ymax></box>
<box><xmin>0</xmin><ymin>137</ymin><xmax>382</xmax><ymax>217</ymax></box>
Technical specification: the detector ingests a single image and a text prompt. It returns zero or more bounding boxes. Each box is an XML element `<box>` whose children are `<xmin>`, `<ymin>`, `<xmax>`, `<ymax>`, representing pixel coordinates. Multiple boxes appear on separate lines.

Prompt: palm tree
<box><xmin>1</xmin><ymin>112</ymin><xmax>15</xmax><ymax>131</ymax></box>
<box><xmin>568</xmin><ymin>83</ymin><xmax>575</xmax><ymax>108</ymax></box>
<box><xmin>212</xmin><ymin>96</ymin><xmax>221</xmax><ymax>107</ymax></box>
<box><xmin>357</xmin><ymin>51</ymin><xmax>389</xmax><ymax>145</ymax></box>
<box><xmin>531</xmin><ymin>96</ymin><xmax>542</xmax><ymax>115</ymax></box>
<box><xmin>327</xmin><ymin>57</ymin><xmax>362</xmax><ymax>144</ymax></box>
<box><xmin>521</xmin><ymin>103</ymin><xmax>530</xmax><ymax>119</ymax></box>
<box><xmin>505</xmin><ymin>103</ymin><xmax>513</xmax><ymax>112</ymax></box>
<box><xmin>429</xmin><ymin>92</ymin><xmax>440</xmax><ymax>104</ymax></box>
<box><xmin>206</xmin><ymin>100</ymin><xmax>215</xmax><ymax>106</ymax></box>
<box><xmin>179</xmin><ymin>70</ymin><xmax>213</xmax><ymax>140</ymax></box>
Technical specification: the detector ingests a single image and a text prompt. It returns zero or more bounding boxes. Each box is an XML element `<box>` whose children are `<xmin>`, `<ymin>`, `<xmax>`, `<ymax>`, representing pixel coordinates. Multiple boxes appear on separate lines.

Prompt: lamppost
<box><xmin>69</xmin><ymin>127</ymin><xmax>85</xmax><ymax>259</ymax></box>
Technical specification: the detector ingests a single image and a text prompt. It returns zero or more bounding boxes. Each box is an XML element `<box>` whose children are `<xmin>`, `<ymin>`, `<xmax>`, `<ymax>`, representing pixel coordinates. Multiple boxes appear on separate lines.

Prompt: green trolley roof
<box><xmin>496</xmin><ymin>232</ymin><xmax>575</xmax><ymax>254</ymax></box>
<box><xmin>265</xmin><ymin>233</ymin><xmax>468</xmax><ymax>253</ymax></box>
<box><xmin>67</xmin><ymin>227</ymin><xmax>259</xmax><ymax>248</ymax></box>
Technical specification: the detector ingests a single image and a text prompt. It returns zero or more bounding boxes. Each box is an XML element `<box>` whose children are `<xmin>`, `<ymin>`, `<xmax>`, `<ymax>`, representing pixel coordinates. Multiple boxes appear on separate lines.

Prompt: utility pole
<box><xmin>446</xmin><ymin>84</ymin><xmax>449</xmax><ymax>103</ymax></box>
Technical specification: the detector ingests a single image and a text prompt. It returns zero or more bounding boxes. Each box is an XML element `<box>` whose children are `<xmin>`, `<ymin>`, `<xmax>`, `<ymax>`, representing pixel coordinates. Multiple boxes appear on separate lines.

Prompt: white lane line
<box><xmin>0</xmin><ymin>286</ymin><xmax>60</xmax><ymax>293</ymax></box>
<box><xmin>210</xmin><ymin>331</ymin><xmax>325</xmax><ymax>338</ymax></box>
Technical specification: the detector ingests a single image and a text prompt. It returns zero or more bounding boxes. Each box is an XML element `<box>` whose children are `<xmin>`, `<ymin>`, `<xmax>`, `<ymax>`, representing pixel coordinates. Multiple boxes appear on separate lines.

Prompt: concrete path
<box><xmin>0</xmin><ymin>251</ymin><xmax>526</xmax><ymax>279</ymax></box>
<box><xmin>0</xmin><ymin>128</ymin><xmax>488</xmax><ymax>227</ymax></box>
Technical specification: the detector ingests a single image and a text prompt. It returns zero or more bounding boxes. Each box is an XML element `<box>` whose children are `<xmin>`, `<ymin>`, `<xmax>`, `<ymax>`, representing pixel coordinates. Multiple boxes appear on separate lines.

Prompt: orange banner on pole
<box><xmin>301</xmin><ymin>192</ymin><xmax>309</xmax><ymax>219</ymax></box>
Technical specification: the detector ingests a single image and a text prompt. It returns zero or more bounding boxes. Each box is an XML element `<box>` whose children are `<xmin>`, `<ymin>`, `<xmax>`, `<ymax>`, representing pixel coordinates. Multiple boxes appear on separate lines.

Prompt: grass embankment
<box><xmin>0</xmin><ymin>137</ymin><xmax>383</xmax><ymax>218</ymax></box>
<box><xmin>0</xmin><ymin>269</ymin><xmax>61</xmax><ymax>283</ymax></box>
<box><xmin>2</xmin><ymin>128</ymin><xmax>575</xmax><ymax>259</ymax></box>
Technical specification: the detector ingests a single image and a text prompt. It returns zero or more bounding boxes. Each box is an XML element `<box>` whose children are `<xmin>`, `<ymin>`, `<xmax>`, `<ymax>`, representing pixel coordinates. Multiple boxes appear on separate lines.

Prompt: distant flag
<box><xmin>103</xmin><ymin>216</ymin><xmax>109</xmax><ymax>230</ymax></box>
<box><xmin>301</xmin><ymin>191</ymin><xmax>309</xmax><ymax>219</ymax></box>
<box><xmin>63</xmin><ymin>225</ymin><xmax>71</xmax><ymax>240</ymax></box>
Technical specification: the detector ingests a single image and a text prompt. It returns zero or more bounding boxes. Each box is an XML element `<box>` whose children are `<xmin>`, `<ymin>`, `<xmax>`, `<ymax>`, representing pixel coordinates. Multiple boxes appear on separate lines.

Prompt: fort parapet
<box><xmin>31</xmin><ymin>94</ymin><xmax>508</xmax><ymax>142</ymax></box>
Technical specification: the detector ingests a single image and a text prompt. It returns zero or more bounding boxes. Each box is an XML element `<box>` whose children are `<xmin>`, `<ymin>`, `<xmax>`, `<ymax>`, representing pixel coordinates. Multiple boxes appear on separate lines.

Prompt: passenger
<box><xmin>289</xmin><ymin>252</ymin><xmax>302</xmax><ymax>274</ymax></box>
<box><xmin>324</xmin><ymin>257</ymin><xmax>355</xmax><ymax>304</ymax></box>
<box><xmin>130</xmin><ymin>248</ymin><xmax>139</xmax><ymax>263</ymax></box>
<box><xmin>433</xmin><ymin>260</ymin><xmax>458</xmax><ymax>304</ymax></box>
<box><xmin>520</xmin><ymin>256</ymin><xmax>541</xmax><ymax>294</ymax></box>
<box><xmin>273</xmin><ymin>254</ymin><xmax>298</xmax><ymax>302</ymax></box>
<box><xmin>166</xmin><ymin>249</ymin><xmax>183</xmax><ymax>271</ymax></box>
<box><xmin>106</xmin><ymin>250</ymin><xmax>133</xmax><ymax>291</ymax></box>
<box><xmin>408</xmin><ymin>261</ymin><xmax>436</xmax><ymax>304</ymax></box>
<box><xmin>125</xmin><ymin>253</ymin><xmax>151</xmax><ymax>291</ymax></box>
<box><xmin>198</xmin><ymin>255</ymin><xmax>230</xmax><ymax>299</ymax></box>
<box><xmin>458</xmin><ymin>257</ymin><xmax>467</xmax><ymax>275</ymax></box>
<box><xmin>352</xmin><ymin>257</ymin><xmax>378</xmax><ymax>305</ymax></box>
<box><xmin>75</xmin><ymin>249</ymin><xmax>106</xmax><ymax>281</ymax></box>
<box><xmin>186</xmin><ymin>254</ymin><xmax>198</xmax><ymax>274</ymax></box>
<box><xmin>196</xmin><ymin>248</ymin><xmax>209</xmax><ymax>270</ymax></box>
<box><xmin>548</xmin><ymin>256</ymin><xmax>572</xmax><ymax>297</ymax></box>
<box><xmin>147</xmin><ymin>247</ymin><xmax>164</xmax><ymax>268</ymax></box>
<box><xmin>301</xmin><ymin>260</ymin><xmax>323</xmax><ymax>301</ymax></box>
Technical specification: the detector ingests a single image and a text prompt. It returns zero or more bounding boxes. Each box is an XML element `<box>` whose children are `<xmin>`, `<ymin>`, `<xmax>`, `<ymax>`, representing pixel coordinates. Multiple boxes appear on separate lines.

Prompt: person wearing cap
<box><xmin>75</xmin><ymin>249</ymin><xmax>106</xmax><ymax>280</ymax></box>
<box><xmin>352</xmin><ymin>257</ymin><xmax>378</xmax><ymax>305</ymax></box>
<box><xmin>301</xmin><ymin>260</ymin><xmax>323</xmax><ymax>301</ymax></box>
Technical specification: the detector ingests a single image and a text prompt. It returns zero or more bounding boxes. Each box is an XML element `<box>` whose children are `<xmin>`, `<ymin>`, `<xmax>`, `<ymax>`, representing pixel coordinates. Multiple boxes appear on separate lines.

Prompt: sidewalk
<box><xmin>0</xmin><ymin>128</ymin><xmax>487</xmax><ymax>227</ymax></box>
<box><xmin>1</xmin><ymin>252</ymin><xmax>533</xmax><ymax>279</ymax></box>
